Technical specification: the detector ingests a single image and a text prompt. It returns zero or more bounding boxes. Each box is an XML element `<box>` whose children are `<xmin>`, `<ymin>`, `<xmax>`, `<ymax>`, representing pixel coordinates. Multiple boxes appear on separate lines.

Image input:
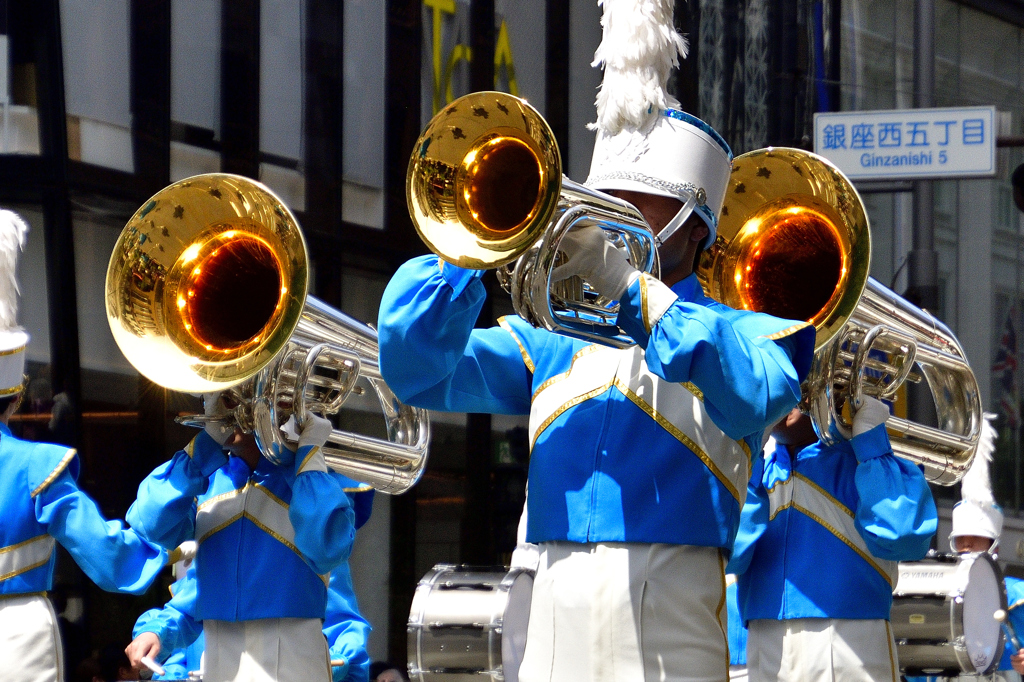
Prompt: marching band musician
<box><xmin>377</xmin><ymin>1</ymin><xmax>814</xmax><ymax>678</ymax></box>
<box><xmin>935</xmin><ymin>414</ymin><xmax>1022</xmax><ymax>682</ymax></box>
<box><xmin>126</xmin><ymin>394</ymin><xmax>356</xmax><ymax>682</ymax></box>
<box><xmin>728</xmin><ymin>398</ymin><xmax>937</xmax><ymax>682</ymax></box>
<box><xmin>0</xmin><ymin>210</ymin><xmax>169</xmax><ymax>682</ymax></box>
<box><xmin>126</xmin><ymin>484</ymin><xmax>376</xmax><ymax>682</ymax></box>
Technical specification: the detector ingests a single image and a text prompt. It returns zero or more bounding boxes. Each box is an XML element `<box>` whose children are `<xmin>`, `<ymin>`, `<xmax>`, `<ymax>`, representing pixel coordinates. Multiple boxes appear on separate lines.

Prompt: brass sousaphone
<box><xmin>408</xmin><ymin>91</ymin><xmax>659</xmax><ymax>348</ymax></box>
<box><xmin>700</xmin><ymin>148</ymin><xmax>980</xmax><ymax>484</ymax></box>
<box><xmin>105</xmin><ymin>174</ymin><xmax>430</xmax><ymax>493</ymax></box>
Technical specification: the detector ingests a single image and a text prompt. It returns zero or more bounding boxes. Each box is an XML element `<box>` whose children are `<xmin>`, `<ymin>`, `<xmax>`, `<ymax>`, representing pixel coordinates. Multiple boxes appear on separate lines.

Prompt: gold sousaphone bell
<box><xmin>701</xmin><ymin>148</ymin><xmax>981</xmax><ymax>484</ymax></box>
<box><xmin>408</xmin><ymin>91</ymin><xmax>660</xmax><ymax>348</ymax></box>
<box><xmin>105</xmin><ymin>174</ymin><xmax>430</xmax><ymax>493</ymax></box>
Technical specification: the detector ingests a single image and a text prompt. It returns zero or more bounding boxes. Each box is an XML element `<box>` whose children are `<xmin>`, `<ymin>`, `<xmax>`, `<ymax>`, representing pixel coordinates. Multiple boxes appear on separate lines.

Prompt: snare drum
<box><xmin>408</xmin><ymin>564</ymin><xmax>535</xmax><ymax>682</ymax></box>
<box><xmin>891</xmin><ymin>552</ymin><xmax>1007</xmax><ymax>676</ymax></box>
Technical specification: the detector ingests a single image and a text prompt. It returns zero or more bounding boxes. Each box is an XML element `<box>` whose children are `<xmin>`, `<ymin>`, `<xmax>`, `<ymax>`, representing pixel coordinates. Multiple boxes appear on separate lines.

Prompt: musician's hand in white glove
<box><xmin>852</xmin><ymin>395</ymin><xmax>890</xmax><ymax>438</ymax></box>
<box><xmin>202</xmin><ymin>391</ymin><xmax>234</xmax><ymax>446</ymax></box>
<box><xmin>551</xmin><ymin>225</ymin><xmax>639</xmax><ymax>301</ymax></box>
<box><xmin>280</xmin><ymin>413</ymin><xmax>332</xmax><ymax>474</ymax></box>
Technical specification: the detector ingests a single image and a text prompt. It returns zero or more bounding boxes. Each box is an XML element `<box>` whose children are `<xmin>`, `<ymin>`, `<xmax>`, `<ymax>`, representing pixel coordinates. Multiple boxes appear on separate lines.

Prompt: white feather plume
<box><xmin>589</xmin><ymin>0</ymin><xmax>688</xmax><ymax>135</ymax></box>
<box><xmin>0</xmin><ymin>210</ymin><xmax>28</xmax><ymax>332</ymax></box>
<box><xmin>961</xmin><ymin>412</ymin><xmax>998</xmax><ymax>507</ymax></box>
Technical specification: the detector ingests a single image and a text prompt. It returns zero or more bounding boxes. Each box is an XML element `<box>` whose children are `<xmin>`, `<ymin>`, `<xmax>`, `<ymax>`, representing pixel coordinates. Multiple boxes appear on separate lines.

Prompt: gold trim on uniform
<box><xmin>31</xmin><ymin>449</ymin><xmax>77</xmax><ymax>498</ymax></box>
<box><xmin>682</xmin><ymin>382</ymin><xmax>704</xmax><ymax>402</ymax></box>
<box><xmin>497</xmin><ymin>316</ymin><xmax>536</xmax><ymax>373</ymax></box>
<box><xmin>297</xmin><ymin>446</ymin><xmax>322</xmax><ymax>474</ymax></box>
<box><xmin>884</xmin><ymin>621</ymin><xmax>898</xmax><ymax>682</ymax></box>
<box><xmin>531</xmin><ymin>381</ymin><xmax>616</xmax><ymax>450</ymax></box>
<box><xmin>639</xmin><ymin>275</ymin><xmax>651</xmax><ymax>333</ymax></box>
<box><xmin>758</xmin><ymin>322</ymin><xmax>812</xmax><ymax>341</ymax></box>
<box><xmin>715</xmin><ymin>549</ymin><xmax>730</xmax><ymax>676</ymax></box>
<box><xmin>614</xmin><ymin>378</ymin><xmax>742</xmax><ymax>501</ymax></box>
<box><xmin>0</xmin><ymin>535</ymin><xmax>55</xmax><ymax>583</ymax></box>
<box><xmin>529</xmin><ymin>345</ymin><xmax>750</xmax><ymax>502</ymax></box>
<box><xmin>767</xmin><ymin>471</ymin><xmax>896</xmax><ymax>585</ymax></box>
<box><xmin>531</xmin><ymin>345</ymin><xmax>601</xmax><ymax>401</ymax></box>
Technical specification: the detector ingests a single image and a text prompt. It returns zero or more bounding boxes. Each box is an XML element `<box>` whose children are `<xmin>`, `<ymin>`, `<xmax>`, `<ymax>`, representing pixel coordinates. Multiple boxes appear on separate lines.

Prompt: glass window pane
<box><xmin>342</xmin><ymin>0</ymin><xmax>386</xmax><ymax>229</ymax></box>
<box><xmin>260</xmin><ymin>0</ymin><xmax>305</xmax><ymax>212</ymax></box>
<box><xmin>60</xmin><ymin>0</ymin><xmax>134</xmax><ymax>172</ymax></box>
<box><xmin>171</xmin><ymin>0</ymin><xmax>222</xmax><ymax>180</ymax></box>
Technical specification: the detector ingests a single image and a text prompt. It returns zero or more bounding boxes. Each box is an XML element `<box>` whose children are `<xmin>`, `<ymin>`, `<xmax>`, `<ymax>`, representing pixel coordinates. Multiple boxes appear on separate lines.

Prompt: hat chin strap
<box><xmin>653</xmin><ymin>193</ymin><xmax>698</xmax><ymax>249</ymax></box>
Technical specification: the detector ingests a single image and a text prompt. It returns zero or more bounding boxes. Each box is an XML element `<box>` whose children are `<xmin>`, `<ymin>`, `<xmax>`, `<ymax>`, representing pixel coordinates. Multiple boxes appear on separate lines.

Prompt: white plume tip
<box><xmin>590</xmin><ymin>0</ymin><xmax>688</xmax><ymax>135</ymax></box>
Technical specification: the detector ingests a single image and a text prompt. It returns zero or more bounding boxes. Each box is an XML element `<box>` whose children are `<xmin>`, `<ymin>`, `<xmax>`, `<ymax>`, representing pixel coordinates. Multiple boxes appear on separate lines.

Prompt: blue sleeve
<box><xmin>377</xmin><ymin>254</ymin><xmax>533</xmax><ymax>415</ymax></box>
<box><xmin>133</xmin><ymin>569</ymin><xmax>201</xmax><ymax>653</ymax></box>
<box><xmin>34</xmin><ymin>467</ymin><xmax>166</xmax><ymax>595</ymax></box>
<box><xmin>153</xmin><ymin>650</ymin><xmax>188</xmax><ymax>681</ymax></box>
<box><xmin>133</xmin><ymin>603</ymin><xmax>202</xmax><ymax>655</ymax></box>
<box><xmin>352</xmin><ymin>489</ymin><xmax>374</xmax><ymax>530</ymax></box>
<box><xmin>851</xmin><ymin>424</ymin><xmax>937</xmax><ymax>561</ymax></box>
<box><xmin>325</xmin><ymin>565</ymin><xmax>371</xmax><ymax>682</ymax></box>
<box><xmin>617</xmin><ymin>275</ymin><xmax>809</xmax><ymax>440</ymax></box>
<box><xmin>328</xmin><ymin>618</ymin><xmax>372</xmax><ymax>682</ymax></box>
<box><xmin>288</xmin><ymin>450</ymin><xmax>357</xmax><ymax>575</ymax></box>
<box><xmin>726</xmin><ymin>453</ymin><xmax>769</xmax><ymax>576</ymax></box>
<box><xmin>126</xmin><ymin>432</ymin><xmax>228</xmax><ymax>549</ymax></box>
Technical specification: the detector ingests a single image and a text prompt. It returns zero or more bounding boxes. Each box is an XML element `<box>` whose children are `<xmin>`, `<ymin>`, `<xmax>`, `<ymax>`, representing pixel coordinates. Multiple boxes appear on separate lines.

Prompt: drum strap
<box><xmin>767</xmin><ymin>473</ymin><xmax>898</xmax><ymax>585</ymax></box>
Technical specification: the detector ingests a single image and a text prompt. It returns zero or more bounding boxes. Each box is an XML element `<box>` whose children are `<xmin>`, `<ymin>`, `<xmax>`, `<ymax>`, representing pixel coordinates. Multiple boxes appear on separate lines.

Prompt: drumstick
<box><xmin>995</xmin><ymin>609</ymin><xmax>1022</xmax><ymax>651</ymax></box>
<box><xmin>140</xmin><ymin>656</ymin><xmax>166</xmax><ymax>677</ymax></box>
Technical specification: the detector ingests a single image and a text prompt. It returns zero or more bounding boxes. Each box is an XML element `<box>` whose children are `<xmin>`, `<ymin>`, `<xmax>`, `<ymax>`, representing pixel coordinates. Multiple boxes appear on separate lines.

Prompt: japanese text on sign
<box><xmin>813</xmin><ymin>107</ymin><xmax>995</xmax><ymax>180</ymax></box>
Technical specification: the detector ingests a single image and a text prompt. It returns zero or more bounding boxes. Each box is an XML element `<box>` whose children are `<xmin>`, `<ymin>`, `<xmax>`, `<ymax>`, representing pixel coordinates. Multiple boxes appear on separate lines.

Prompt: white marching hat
<box><xmin>0</xmin><ymin>210</ymin><xmax>28</xmax><ymax>397</ymax></box>
<box><xmin>584</xmin><ymin>0</ymin><xmax>733</xmax><ymax>245</ymax></box>
<box><xmin>951</xmin><ymin>414</ymin><xmax>1003</xmax><ymax>548</ymax></box>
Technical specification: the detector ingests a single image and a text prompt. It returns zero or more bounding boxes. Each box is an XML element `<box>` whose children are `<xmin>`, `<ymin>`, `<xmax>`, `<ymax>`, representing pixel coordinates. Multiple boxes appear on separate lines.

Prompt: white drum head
<box><xmin>501</xmin><ymin>570</ymin><xmax>534</xmax><ymax>682</ymax></box>
<box><xmin>961</xmin><ymin>553</ymin><xmax>1003</xmax><ymax>673</ymax></box>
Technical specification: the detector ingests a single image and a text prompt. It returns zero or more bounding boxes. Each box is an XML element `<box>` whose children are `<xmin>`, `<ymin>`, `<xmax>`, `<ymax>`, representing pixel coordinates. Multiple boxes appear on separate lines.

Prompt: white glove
<box><xmin>202</xmin><ymin>392</ymin><xmax>233</xmax><ymax>445</ymax></box>
<box><xmin>551</xmin><ymin>225</ymin><xmax>639</xmax><ymax>300</ymax></box>
<box><xmin>852</xmin><ymin>395</ymin><xmax>890</xmax><ymax>437</ymax></box>
<box><xmin>298</xmin><ymin>412</ymin><xmax>333</xmax><ymax>451</ymax></box>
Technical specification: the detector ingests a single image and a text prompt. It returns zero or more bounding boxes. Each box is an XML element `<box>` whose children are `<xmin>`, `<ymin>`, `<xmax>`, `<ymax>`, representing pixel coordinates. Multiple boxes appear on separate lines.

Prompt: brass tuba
<box><xmin>407</xmin><ymin>91</ymin><xmax>659</xmax><ymax>348</ymax></box>
<box><xmin>699</xmin><ymin>147</ymin><xmax>981</xmax><ymax>484</ymax></box>
<box><xmin>105</xmin><ymin>173</ymin><xmax>430</xmax><ymax>493</ymax></box>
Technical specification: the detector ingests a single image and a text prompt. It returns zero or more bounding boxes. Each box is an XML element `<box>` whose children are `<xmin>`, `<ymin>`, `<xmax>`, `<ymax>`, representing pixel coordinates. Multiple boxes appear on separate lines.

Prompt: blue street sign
<box><xmin>813</xmin><ymin>106</ymin><xmax>996</xmax><ymax>180</ymax></box>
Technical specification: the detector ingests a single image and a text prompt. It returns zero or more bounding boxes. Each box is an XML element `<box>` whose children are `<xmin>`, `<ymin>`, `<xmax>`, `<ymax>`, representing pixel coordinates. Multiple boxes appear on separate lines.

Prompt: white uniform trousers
<box><xmin>204</xmin><ymin>617</ymin><xmax>330</xmax><ymax>682</ymax></box>
<box><xmin>0</xmin><ymin>594</ymin><xmax>63</xmax><ymax>682</ymax></box>
<box><xmin>747</xmin><ymin>618</ymin><xmax>898</xmax><ymax>682</ymax></box>
<box><xmin>519</xmin><ymin>542</ymin><xmax>729</xmax><ymax>682</ymax></box>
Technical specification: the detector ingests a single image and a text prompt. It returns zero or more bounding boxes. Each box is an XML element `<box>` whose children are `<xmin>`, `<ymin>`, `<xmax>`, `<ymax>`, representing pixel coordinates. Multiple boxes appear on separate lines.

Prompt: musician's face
<box><xmin>952</xmin><ymin>534</ymin><xmax>994</xmax><ymax>553</ymax></box>
<box><xmin>605</xmin><ymin>189</ymin><xmax>709</xmax><ymax>286</ymax></box>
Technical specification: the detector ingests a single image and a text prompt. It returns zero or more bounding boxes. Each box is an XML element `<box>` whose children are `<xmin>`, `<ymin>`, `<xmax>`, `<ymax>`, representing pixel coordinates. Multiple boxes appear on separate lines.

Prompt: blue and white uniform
<box><xmin>0</xmin><ymin>422</ymin><xmax>167</xmax><ymax>682</ymax></box>
<box><xmin>127</xmin><ymin>430</ymin><xmax>356</xmax><ymax>682</ymax></box>
<box><xmin>135</xmin><ymin>556</ymin><xmax>373</xmax><ymax>681</ymax></box>
<box><xmin>378</xmin><ymin>255</ymin><xmax>813</xmax><ymax>682</ymax></box>
<box><xmin>997</xmin><ymin>576</ymin><xmax>1024</xmax><ymax>676</ymax></box>
<box><xmin>726</xmin><ymin>578</ymin><xmax>748</xmax><ymax>681</ymax></box>
<box><xmin>729</xmin><ymin>426</ymin><xmax>937</xmax><ymax>682</ymax></box>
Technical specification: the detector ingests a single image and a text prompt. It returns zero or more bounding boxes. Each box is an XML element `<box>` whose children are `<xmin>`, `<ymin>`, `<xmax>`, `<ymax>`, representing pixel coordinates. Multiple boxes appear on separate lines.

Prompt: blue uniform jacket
<box><xmin>726</xmin><ymin>580</ymin><xmax>748</xmax><ymax>666</ymax></box>
<box><xmin>134</xmin><ymin>484</ymin><xmax>375</xmax><ymax>682</ymax></box>
<box><xmin>378</xmin><ymin>255</ymin><xmax>813</xmax><ymax>549</ymax></box>
<box><xmin>729</xmin><ymin>425</ymin><xmax>937</xmax><ymax>621</ymax></box>
<box><xmin>998</xmin><ymin>576</ymin><xmax>1024</xmax><ymax>671</ymax></box>
<box><xmin>0</xmin><ymin>423</ymin><xmax>166</xmax><ymax>595</ymax></box>
<box><xmin>126</xmin><ymin>430</ymin><xmax>355</xmax><ymax>621</ymax></box>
